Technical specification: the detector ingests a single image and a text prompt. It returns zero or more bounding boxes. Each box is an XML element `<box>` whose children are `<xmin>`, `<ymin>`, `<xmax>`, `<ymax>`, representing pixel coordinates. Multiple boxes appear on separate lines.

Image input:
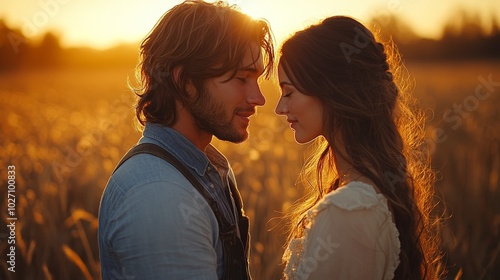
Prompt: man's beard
<box><xmin>187</xmin><ymin>87</ymin><xmax>248</xmax><ymax>143</ymax></box>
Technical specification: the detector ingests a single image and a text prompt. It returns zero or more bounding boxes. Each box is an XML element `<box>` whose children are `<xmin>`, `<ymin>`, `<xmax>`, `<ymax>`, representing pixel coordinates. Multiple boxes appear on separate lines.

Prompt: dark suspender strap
<box><xmin>113</xmin><ymin>143</ymin><xmax>234</xmax><ymax>231</ymax></box>
<box><xmin>114</xmin><ymin>142</ymin><xmax>250</xmax><ymax>279</ymax></box>
<box><xmin>227</xmin><ymin>179</ymin><xmax>243</xmax><ymax>218</ymax></box>
<box><xmin>227</xmin><ymin>178</ymin><xmax>249</xmax><ymax>256</ymax></box>
<box><xmin>114</xmin><ymin>143</ymin><xmax>244</xmax><ymax>214</ymax></box>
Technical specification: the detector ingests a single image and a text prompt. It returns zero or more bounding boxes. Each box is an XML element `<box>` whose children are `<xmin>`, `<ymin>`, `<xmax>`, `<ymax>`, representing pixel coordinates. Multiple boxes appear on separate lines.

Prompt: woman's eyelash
<box><xmin>283</xmin><ymin>92</ymin><xmax>292</xmax><ymax>97</ymax></box>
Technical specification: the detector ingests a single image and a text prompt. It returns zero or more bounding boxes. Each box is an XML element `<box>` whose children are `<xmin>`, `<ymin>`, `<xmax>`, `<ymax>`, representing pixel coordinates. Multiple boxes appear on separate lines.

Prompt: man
<box><xmin>98</xmin><ymin>1</ymin><xmax>274</xmax><ymax>279</ymax></box>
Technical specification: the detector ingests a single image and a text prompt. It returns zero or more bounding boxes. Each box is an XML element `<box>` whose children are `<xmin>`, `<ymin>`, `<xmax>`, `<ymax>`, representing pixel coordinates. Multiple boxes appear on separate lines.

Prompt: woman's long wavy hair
<box><xmin>280</xmin><ymin>16</ymin><xmax>443</xmax><ymax>279</ymax></box>
<box><xmin>133</xmin><ymin>0</ymin><xmax>274</xmax><ymax>127</ymax></box>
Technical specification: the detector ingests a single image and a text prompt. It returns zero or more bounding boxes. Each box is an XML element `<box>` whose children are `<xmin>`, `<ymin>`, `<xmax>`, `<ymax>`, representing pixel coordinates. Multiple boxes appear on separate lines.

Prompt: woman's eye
<box><xmin>283</xmin><ymin>92</ymin><xmax>293</xmax><ymax>97</ymax></box>
<box><xmin>236</xmin><ymin>77</ymin><xmax>247</xmax><ymax>83</ymax></box>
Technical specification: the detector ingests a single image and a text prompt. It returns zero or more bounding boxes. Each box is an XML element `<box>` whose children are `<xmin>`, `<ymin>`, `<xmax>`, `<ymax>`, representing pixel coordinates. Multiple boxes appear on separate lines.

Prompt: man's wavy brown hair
<box><xmin>280</xmin><ymin>16</ymin><xmax>443</xmax><ymax>279</ymax></box>
<box><xmin>133</xmin><ymin>0</ymin><xmax>274</xmax><ymax>127</ymax></box>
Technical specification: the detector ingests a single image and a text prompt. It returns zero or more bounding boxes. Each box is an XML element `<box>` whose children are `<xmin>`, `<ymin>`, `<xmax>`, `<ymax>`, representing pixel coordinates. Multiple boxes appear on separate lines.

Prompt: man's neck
<box><xmin>172</xmin><ymin>103</ymin><xmax>212</xmax><ymax>151</ymax></box>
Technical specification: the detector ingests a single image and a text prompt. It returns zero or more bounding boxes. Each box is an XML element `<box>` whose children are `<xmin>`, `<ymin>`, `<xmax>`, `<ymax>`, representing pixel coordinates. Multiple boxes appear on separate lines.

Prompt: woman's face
<box><xmin>275</xmin><ymin>64</ymin><xmax>324</xmax><ymax>144</ymax></box>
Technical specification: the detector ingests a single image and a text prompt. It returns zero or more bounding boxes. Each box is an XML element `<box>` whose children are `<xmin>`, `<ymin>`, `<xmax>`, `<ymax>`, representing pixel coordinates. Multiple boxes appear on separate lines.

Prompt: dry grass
<box><xmin>0</xmin><ymin>61</ymin><xmax>498</xmax><ymax>279</ymax></box>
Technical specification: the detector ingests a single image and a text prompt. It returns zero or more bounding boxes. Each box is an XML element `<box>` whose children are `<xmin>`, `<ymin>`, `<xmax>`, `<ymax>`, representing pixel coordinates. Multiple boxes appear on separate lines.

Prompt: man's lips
<box><xmin>236</xmin><ymin>109</ymin><xmax>255</xmax><ymax>118</ymax></box>
<box><xmin>235</xmin><ymin>109</ymin><xmax>255</xmax><ymax>124</ymax></box>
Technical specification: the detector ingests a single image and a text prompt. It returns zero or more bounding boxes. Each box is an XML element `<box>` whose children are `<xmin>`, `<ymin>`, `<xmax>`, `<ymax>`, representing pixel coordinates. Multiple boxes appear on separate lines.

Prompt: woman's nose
<box><xmin>275</xmin><ymin>97</ymin><xmax>288</xmax><ymax>115</ymax></box>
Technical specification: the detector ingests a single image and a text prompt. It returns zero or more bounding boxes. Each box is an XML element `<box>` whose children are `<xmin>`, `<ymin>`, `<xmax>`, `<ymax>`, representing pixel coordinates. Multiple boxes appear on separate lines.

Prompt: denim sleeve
<box><xmin>102</xmin><ymin>179</ymin><xmax>220</xmax><ymax>280</ymax></box>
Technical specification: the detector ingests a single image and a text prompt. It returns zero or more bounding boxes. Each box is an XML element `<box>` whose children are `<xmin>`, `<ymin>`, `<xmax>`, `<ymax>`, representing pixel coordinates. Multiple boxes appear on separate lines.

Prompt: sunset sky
<box><xmin>1</xmin><ymin>0</ymin><xmax>499</xmax><ymax>49</ymax></box>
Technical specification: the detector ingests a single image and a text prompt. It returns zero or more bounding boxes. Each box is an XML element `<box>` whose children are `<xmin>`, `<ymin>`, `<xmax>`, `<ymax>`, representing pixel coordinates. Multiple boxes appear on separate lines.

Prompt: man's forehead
<box><xmin>240</xmin><ymin>45</ymin><xmax>264</xmax><ymax>73</ymax></box>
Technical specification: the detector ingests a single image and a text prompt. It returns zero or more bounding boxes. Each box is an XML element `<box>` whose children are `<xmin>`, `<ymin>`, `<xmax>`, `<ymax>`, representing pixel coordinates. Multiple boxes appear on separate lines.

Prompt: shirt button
<box><xmin>209</xmin><ymin>183</ymin><xmax>214</xmax><ymax>188</ymax></box>
<box><xmin>207</xmin><ymin>166</ymin><xmax>211</xmax><ymax>172</ymax></box>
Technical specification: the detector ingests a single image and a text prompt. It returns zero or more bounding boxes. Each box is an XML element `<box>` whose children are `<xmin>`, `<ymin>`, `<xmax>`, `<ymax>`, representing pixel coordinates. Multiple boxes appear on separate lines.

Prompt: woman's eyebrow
<box><xmin>279</xmin><ymin>81</ymin><xmax>294</xmax><ymax>89</ymax></box>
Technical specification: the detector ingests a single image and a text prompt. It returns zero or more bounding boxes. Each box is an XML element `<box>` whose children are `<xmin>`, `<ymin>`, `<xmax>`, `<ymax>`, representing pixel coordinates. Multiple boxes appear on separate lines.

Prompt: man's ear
<box><xmin>173</xmin><ymin>66</ymin><xmax>182</xmax><ymax>85</ymax></box>
<box><xmin>173</xmin><ymin>66</ymin><xmax>195</xmax><ymax>97</ymax></box>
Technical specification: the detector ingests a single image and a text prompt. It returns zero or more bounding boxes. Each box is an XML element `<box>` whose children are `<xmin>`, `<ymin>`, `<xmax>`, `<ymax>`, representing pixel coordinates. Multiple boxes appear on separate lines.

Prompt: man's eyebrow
<box><xmin>237</xmin><ymin>66</ymin><xmax>265</xmax><ymax>76</ymax></box>
<box><xmin>238</xmin><ymin>66</ymin><xmax>257</xmax><ymax>72</ymax></box>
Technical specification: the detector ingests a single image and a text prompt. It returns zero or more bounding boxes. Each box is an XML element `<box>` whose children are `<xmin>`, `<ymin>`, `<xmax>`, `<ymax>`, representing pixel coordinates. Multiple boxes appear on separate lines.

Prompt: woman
<box><xmin>275</xmin><ymin>16</ymin><xmax>442</xmax><ymax>279</ymax></box>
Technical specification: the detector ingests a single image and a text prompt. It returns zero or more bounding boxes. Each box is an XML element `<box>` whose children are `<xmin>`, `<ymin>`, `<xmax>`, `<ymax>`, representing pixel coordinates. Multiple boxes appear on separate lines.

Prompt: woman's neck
<box><xmin>333</xmin><ymin>150</ymin><xmax>380</xmax><ymax>193</ymax></box>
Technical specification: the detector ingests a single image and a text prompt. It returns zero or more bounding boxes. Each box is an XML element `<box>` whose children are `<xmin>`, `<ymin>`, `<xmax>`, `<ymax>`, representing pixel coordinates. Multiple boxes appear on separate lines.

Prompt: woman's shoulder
<box><xmin>315</xmin><ymin>181</ymin><xmax>385</xmax><ymax>212</ymax></box>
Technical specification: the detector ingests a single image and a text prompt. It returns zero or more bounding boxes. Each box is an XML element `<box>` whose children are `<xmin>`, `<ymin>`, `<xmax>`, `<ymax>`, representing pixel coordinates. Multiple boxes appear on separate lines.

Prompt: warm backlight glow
<box><xmin>0</xmin><ymin>0</ymin><xmax>498</xmax><ymax>48</ymax></box>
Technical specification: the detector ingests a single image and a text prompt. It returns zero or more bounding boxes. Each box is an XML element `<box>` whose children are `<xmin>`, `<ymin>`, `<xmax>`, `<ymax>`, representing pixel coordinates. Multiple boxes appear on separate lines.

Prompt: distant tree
<box><xmin>35</xmin><ymin>32</ymin><xmax>62</xmax><ymax>67</ymax></box>
<box><xmin>39</xmin><ymin>32</ymin><xmax>61</xmax><ymax>52</ymax></box>
<box><xmin>442</xmin><ymin>10</ymin><xmax>484</xmax><ymax>39</ymax></box>
<box><xmin>368</xmin><ymin>9</ymin><xmax>500</xmax><ymax>61</ymax></box>
<box><xmin>369</xmin><ymin>14</ymin><xmax>419</xmax><ymax>45</ymax></box>
<box><xmin>439</xmin><ymin>9</ymin><xmax>500</xmax><ymax>60</ymax></box>
<box><xmin>0</xmin><ymin>20</ymin><xmax>30</xmax><ymax>71</ymax></box>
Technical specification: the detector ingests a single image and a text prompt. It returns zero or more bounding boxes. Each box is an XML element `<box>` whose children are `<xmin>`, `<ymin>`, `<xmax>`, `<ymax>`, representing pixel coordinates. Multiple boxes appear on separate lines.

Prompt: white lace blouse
<box><xmin>283</xmin><ymin>181</ymin><xmax>400</xmax><ymax>280</ymax></box>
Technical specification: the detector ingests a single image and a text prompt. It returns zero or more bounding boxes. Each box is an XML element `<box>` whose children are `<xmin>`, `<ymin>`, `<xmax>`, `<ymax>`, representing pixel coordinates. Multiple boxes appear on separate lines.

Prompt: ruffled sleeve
<box><xmin>283</xmin><ymin>182</ymin><xmax>400</xmax><ymax>280</ymax></box>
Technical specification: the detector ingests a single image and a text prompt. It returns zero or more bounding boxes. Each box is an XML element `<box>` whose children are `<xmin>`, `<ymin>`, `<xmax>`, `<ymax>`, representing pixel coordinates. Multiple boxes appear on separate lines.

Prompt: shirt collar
<box><xmin>141</xmin><ymin>123</ymin><xmax>229</xmax><ymax>177</ymax></box>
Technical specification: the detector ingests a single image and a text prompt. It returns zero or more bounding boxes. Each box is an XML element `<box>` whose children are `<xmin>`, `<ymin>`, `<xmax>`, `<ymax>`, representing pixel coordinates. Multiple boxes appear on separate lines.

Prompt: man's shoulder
<box><xmin>107</xmin><ymin>153</ymin><xmax>194</xmax><ymax>196</ymax></box>
<box><xmin>101</xmin><ymin>153</ymin><xmax>214</xmax><ymax>220</ymax></box>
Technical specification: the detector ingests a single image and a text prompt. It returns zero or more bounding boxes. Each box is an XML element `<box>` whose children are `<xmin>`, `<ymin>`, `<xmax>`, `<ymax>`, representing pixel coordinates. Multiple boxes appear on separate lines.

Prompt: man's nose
<box><xmin>247</xmin><ymin>83</ymin><xmax>266</xmax><ymax>106</ymax></box>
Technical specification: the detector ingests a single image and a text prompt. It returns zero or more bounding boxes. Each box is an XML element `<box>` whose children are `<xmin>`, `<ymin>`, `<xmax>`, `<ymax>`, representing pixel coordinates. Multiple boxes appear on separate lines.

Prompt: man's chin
<box><xmin>216</xmin><ymin>130</ymin><xmax>248</xmax><ymax>143</ymax></box>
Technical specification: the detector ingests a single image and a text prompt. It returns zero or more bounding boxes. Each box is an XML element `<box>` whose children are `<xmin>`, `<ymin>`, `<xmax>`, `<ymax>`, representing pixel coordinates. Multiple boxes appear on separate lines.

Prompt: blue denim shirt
<box><xmin>98</xmin><ymin>123</ymin><xmax>240</xmax><ymax>280</ymax></box>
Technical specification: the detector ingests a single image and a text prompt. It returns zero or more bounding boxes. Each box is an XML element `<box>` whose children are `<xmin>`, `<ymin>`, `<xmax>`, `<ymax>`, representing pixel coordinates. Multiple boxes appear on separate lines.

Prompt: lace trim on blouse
<box><xmin>283</xmin><ymin>181</ymin><xmax>401</xmax><ymax>280</ymax></box>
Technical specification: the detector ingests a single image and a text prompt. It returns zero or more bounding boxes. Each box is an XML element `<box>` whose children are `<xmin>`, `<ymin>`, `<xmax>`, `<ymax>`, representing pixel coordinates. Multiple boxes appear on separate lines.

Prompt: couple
<box><xmin>98</xmin><ymin>1</ymin><xmax>442</xmax><ymax>279</ymax></box>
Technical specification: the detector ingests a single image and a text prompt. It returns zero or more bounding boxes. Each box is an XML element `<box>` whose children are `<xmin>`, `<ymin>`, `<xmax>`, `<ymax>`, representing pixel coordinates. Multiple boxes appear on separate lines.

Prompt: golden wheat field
<box><xmin>0</xmin><ymin>60</ymin><xmax>499</xmax><ymax>280</ymax></box>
